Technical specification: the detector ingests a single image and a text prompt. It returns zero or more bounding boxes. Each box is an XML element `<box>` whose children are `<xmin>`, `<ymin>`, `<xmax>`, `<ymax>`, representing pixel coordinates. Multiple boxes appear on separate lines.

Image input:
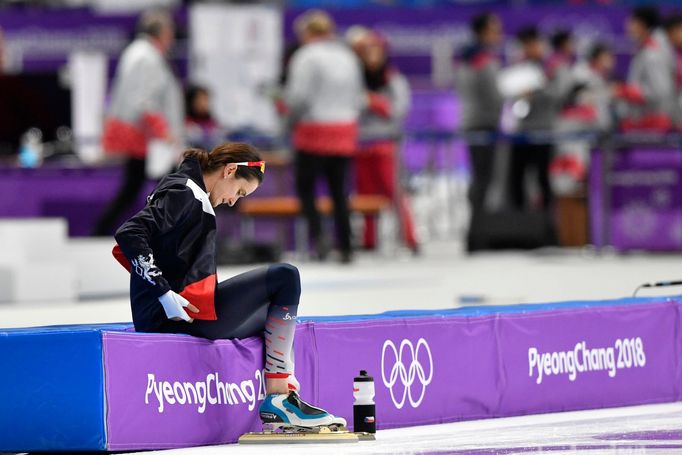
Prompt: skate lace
<box><xmin>287</xmin><ymin>391</ymin><xmax>326</xmax><ymax>415</ymax></box>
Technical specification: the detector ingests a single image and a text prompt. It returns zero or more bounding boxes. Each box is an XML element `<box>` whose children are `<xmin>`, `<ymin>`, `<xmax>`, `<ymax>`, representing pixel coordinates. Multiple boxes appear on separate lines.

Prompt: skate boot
<box><xmin>259</xmin><ymin>391</ymin><xmax>347</xmax><ymax>433</ymax></box>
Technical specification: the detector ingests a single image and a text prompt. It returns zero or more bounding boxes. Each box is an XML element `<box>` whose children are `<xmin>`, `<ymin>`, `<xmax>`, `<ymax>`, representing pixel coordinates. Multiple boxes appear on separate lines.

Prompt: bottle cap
<box><xmin>354</xmin><ymin>370</ymin><xmax>374</xmax><ymax>382</ymax></box>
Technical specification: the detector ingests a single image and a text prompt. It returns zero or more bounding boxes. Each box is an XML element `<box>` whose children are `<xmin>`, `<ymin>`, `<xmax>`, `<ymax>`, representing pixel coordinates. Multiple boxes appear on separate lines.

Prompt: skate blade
<box><xmin>355</xmin><ymin>431</ymin><xmax>376</xmax><ymax>441</ymax></box>
<box><xmin>262</xmin><ymin>423</ymin><xmax>349</xmax><ymax>433</ymax></box>
<box><xmin>238</xmin><ymin>431</ymin><xmax>359</xmax><ymax>444</ymax></box>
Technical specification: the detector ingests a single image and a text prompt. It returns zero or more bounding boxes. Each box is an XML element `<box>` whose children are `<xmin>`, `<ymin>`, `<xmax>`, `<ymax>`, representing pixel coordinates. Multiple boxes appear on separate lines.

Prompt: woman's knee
<box><xmin>268</xmin><ymin>263</ymin><xmax>301</xmax><ymax>294</ymax></box>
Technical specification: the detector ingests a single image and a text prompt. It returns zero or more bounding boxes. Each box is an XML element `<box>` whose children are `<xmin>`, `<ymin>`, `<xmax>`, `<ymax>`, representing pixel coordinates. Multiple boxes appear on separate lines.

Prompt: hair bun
<box><xmin>183</xmin><ymin>148</ymin><xmax>210</xmax><ymax>168</ymax></box>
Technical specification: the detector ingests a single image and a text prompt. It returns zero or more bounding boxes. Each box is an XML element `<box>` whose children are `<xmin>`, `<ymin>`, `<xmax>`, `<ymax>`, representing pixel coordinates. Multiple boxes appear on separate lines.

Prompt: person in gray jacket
<box><xmin>284</xmin><ymin>10</ymin><xmax>365</xmax><ymax>263</ymax></box>
<box><xmin>454</xmin><ymin>12</ymin><xmax>504</xmax><ymax>252</ymax></box>
<box><xmin>553</xmin><ymin>43</ymin><xmax>616</xmax><ymax>195</ymax></box>
<box><xmin>547</xmin><ymin>30</ymin><xmax>576</xmax><ymax>111</ymax></box>
<box><xmin>665</xmin><ymin>14</ymin><xmax>682</xmax><ymax>129</ymax></box>
<box><xmin>508</xmin><ymin>26</ymin><xmax>559</xmax><ymax>213</ymax></box>
<box><xmin>94</xmin><ymin>9</ymin><xmax>183</xmax><ymax>236</ymax></box>
<box><xmin>616</xmin><ymin>7</ymin><xmax>675</xmax><ymax>131</ymax></box>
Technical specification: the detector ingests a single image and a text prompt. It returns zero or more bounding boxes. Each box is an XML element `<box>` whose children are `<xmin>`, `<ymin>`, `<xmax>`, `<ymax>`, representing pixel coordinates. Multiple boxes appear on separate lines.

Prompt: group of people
<box><xmin>280</xmin><ymin>10</ymin><xmax>419</xmax><ymax>263</ymax></box>
<box><xmin>456</xmin><ymin>7</ymin><xmax>682</xmax><ymax>251</ymax></box>
<box><xmin>95</xmin><ymin>8</ymin><xmax>419</xmax><ymax>264</ymax></box>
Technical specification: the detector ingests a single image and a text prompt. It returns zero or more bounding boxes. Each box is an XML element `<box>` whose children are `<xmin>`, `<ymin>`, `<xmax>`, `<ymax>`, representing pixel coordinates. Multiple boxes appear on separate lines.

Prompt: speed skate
<box><xmin>238</xmin><ymin>391</ymin><xmax>367</xmax><ymax>444</ymax></box>
<box><xmin>238</xmin><ymin>424</ymin><xmax>360</xmax><ymax>444</ymax></box>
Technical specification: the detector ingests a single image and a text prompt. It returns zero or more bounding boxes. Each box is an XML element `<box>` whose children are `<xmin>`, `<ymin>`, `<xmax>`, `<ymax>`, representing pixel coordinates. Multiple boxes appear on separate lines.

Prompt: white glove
<box><xmin>159</xmin><ymin>290</ymin><xmax>196</xmax><ymax>322</ymax></box>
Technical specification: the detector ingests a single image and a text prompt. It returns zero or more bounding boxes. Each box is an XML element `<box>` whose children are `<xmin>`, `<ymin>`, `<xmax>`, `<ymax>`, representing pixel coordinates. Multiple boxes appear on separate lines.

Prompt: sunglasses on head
<box><xmin>233</xmin><ymin>161</ymin><xmax>266</xmax><ymax>173</ymax></box>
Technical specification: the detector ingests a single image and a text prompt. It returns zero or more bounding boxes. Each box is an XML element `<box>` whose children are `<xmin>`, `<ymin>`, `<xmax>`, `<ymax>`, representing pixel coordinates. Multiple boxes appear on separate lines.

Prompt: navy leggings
<box><xmin>164</xmin><ymin>263</ymin><xmax>301</xmax><ymax>375</ymax></box>
<box><xmin>168</xmin><ymin>263</ymin><xmax>300</xmax><ymax>339</ymax></box>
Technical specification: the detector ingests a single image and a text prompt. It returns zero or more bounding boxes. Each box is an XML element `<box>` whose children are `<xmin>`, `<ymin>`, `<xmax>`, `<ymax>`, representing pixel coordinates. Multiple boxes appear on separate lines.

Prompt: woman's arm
<box><xmin>114</xmin><ymin>186</ymin><xmax>195</xmax><ymax>299</ymax></box>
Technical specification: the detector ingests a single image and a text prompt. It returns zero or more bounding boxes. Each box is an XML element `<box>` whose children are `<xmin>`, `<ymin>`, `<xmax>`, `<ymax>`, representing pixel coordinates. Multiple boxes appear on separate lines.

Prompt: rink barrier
<box><xmin>1</xmin><ymin>295</ymin><xmax>680</xmax><ymax>451</ymax></box>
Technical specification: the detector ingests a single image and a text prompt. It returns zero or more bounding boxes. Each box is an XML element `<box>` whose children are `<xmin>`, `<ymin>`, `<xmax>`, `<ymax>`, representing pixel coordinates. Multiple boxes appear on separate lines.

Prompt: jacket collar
<box><xmin>178</xmin><ymin>157</ymin><xmax>207</xmax><ymax>193</ymax></box>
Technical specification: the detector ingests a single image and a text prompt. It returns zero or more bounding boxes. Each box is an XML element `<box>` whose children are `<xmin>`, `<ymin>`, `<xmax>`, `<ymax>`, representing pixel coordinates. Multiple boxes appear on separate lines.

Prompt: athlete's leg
<box><xmin>164</xmin><ymin>264</ymin><xmax>300</xmax><ymax>389</ymax></box>
<box><xmin>162</xmin><ymin>263</ymin><xmax>344</xmax><ymax>429</ymax></box>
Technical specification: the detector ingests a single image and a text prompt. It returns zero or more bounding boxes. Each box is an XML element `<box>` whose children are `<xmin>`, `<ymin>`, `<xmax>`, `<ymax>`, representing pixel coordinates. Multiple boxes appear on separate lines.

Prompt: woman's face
<box><xmin>523</xmin><ymin>39</ymin><xmax>545</xmax><ymax>61</ymax></box>
<box><xmin>192</xmin><ymin>91</ymin><xmax>211</xmax><ymax>117</ymax></box>
<box><xmin>361</xmin><ymin>42</ymin><xmax>386</xmax><ymax>71</ymax></box>
<box><xmin>668</xmin><ymin>25</ymin><xmax>682</xmax><ymax>50</ymax></box>
<box><xmin>595</xmin><ymin>52</ymin><xmax>615</xmax><ymax>75</ymax></box>
<box><xmin>482</xmin><ymin>16</ymin><xmax>503</xmax><ymax>47</ymax></box>
<box><xmin>209</xmin><ymin>164</ymin><xmax>259</xmax><ymax>207</ymax></box>
<box><xmin>626</xmin><ymin>18</ymin><xmax>648</xmax><ymax>44</ymax></box>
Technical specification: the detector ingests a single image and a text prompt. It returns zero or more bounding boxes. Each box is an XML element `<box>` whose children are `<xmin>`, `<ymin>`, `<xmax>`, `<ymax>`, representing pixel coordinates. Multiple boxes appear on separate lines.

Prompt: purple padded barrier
<box><xmin>104</xmin><ymin>333</ymin><xmax>264</xmax><ymax>450</ymax></box>
<box><xmin>102</xmin><ymin>298</ymin><xmax>682</xmax><ymax>449</ymax></box>
<box><xmin>309</xmin><ymin>315</ymin><xmax>499</xmax><ymax>428</ymax></box>
<box><xmin>103</xmin><ymin>323</ymin><xmax>318</xmax><ymax>450</ymax></box>
<box><xmin>495</xmin><ymin>301</ymin><xmax>678</xmax><ymax>415</ymax></box>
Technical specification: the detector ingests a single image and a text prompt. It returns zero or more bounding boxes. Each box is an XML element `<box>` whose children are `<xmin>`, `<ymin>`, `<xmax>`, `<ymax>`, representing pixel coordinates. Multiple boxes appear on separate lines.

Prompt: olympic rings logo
<box><xmin>381</xmin><ymin>338</ymin><xmax>433</xmax><ymax>409</ymax></box>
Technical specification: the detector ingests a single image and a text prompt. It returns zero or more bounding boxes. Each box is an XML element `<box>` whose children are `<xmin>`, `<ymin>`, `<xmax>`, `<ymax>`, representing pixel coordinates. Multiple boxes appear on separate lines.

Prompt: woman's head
<box><xmin>589</xmin><ymin>43</ymin><xmax>614</xmax><ymax>75</ymax></box>
<box><xmin>185</xmin><ymin>85</ymin><xmax>212</xmax><ymax>121</ymax></box>
<box><xmin>359</xmin><ymin>32</ymin><xmax>388</xmax><ymax>72</ymax></box>
<box><xmin>184</xmin><ymin>142</ymin><xmax>264</xmax><ymax>207</ymax></box>
<box><xmin>627</xmin><ymin>7</ymin><xmax>659</xmax><ymax>44</ymax></box>
<box><xmin>137</xmin><ymin>9</ymin><xmax>175</xmax><ymax>55</ymax></box>
<box><xmin>472</xmin><ymin>13</ymin><xmax>502</xmax><ymax>47</ymax></box>
<box><xmin>516</xmin><ymin>26</ymin><xmax>545</xmax><ymax>61</ymax></box>
<box><xmin>294</xmin><ymin>9</ymin><xmax>335</xmax><ymax>44</ymax></box>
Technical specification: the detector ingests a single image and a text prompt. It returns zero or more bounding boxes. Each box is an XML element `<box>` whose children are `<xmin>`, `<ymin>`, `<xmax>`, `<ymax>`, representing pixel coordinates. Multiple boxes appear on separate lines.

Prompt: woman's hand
<box><xmin>159</xmin><ymin>290</ymin><xmax>200</xmax><ymax>322</ymax></box>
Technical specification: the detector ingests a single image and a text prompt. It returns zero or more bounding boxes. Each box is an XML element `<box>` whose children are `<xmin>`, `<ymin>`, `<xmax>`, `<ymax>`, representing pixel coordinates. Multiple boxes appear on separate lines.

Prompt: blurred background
<box><xmin>1</xmin><ymin>0</ymin><xmax>682</xmax><ymax>313</ymax></box>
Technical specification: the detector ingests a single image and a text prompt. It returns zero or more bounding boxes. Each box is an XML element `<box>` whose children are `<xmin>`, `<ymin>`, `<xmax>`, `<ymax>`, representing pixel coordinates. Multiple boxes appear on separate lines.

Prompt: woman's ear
<box><xmin>224</xmin><ymin>163</ymin><xmax>237</xmax><ymax>178</ymax></box>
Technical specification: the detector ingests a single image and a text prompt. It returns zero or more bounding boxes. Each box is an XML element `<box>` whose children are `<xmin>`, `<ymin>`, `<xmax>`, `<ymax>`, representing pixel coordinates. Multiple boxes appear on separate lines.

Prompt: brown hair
<box><xmin>183</xmin><ymin>142</ymin><xmax>264</xmax><ymax>184</ymax></box>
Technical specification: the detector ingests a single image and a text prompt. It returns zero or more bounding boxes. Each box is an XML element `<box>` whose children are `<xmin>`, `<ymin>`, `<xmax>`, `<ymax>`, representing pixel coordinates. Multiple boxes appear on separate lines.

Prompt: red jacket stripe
<box><xmin>179</xmin><ymin>274</ymin><xmax>218</xmax><ymax>321</ymax></box>
<box><xmin>112</xmin><ymin>244</ymin><xmax>132</xmax><ymax>272</ymax></box>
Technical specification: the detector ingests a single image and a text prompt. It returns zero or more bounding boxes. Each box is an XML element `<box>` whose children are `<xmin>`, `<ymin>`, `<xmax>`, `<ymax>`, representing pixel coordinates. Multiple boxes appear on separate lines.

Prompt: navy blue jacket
<box><xmin>113</xmin><ymin>157</ymin><xmax>218</xmax><ymax>332</ymax></box>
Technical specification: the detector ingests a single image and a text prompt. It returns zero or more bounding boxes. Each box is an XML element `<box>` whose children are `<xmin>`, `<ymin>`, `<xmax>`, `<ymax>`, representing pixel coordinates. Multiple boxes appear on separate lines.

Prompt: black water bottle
<box><xmin>353</xmin><ymin>370</ymin><xmax>376</xmax><ymax>433</ymax></box>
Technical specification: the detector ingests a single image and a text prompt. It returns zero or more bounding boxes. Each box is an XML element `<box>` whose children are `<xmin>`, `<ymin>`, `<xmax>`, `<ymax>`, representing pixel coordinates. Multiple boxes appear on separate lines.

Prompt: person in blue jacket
<box><xmin>113</xmin><ymin>142</ymin><xmax>346</xmax><ymax>431</ymax></box>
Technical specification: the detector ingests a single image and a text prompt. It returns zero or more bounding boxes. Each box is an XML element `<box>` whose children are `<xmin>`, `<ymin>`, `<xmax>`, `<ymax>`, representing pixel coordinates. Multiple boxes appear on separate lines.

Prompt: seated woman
<box><xmin>112</xmin><ymin>142</ymin><xmax>345</xmax><ymax>431</ymax></box>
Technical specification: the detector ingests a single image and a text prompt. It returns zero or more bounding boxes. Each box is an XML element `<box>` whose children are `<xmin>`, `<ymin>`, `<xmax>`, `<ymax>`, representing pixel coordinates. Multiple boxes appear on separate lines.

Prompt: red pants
<box><xmin>355</xmin><ymin>142</ymin><xmax>418</xmax><ymax>250</ymax></box>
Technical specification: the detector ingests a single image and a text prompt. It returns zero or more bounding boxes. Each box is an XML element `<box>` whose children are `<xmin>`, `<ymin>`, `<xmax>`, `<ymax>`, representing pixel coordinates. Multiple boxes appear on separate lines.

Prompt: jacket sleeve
<box><xmin>641</xmin><ymin>50</ymin><xmax>675</xmax><ymax>115</ymax></box>
<box><xmin>387</xmin><ymin>72</ymin><xmax>411</xmax><ymax>122</ymax></box>
<box><xmin>475</xmin><ymin>61</ymin><xmax>504</xmax><ymax>117</ymax></box>
<box><xmin>114</xmin><ymin>186</ymin><xmax>196</xmax><ymax>299</ymax></box>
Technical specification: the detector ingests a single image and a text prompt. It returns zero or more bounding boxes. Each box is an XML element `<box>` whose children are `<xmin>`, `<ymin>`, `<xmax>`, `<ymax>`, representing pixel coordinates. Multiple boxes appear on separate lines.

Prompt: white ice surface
<box><xmin>154</xmin><ymin>402</ymin><xmax>682</xmax><ymax>455</ymax></box>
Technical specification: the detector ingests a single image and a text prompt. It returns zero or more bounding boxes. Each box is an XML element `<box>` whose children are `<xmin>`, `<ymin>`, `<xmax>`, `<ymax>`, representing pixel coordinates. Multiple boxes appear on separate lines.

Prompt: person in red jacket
<box><xmin>352</xmin><ymin>29</ymin><xmax>419</xmax><ymax>253</ymax></box>
<box><xmin>113</xmin><ymin>142</ymin><xmax>346</xmax><ymax>431</ymax></box>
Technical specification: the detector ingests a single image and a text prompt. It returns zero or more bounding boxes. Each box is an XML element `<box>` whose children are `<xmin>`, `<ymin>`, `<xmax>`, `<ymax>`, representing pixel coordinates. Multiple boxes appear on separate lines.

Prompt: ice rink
<box><xmin>4</xmin><ymin>240</ymin><xmax>682</xmax><ymax>455</ymax></box>
<box><xmin>153</xmin><ymin>402</ymin><xmax>682</xmax><ymax>454</ymax></box>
